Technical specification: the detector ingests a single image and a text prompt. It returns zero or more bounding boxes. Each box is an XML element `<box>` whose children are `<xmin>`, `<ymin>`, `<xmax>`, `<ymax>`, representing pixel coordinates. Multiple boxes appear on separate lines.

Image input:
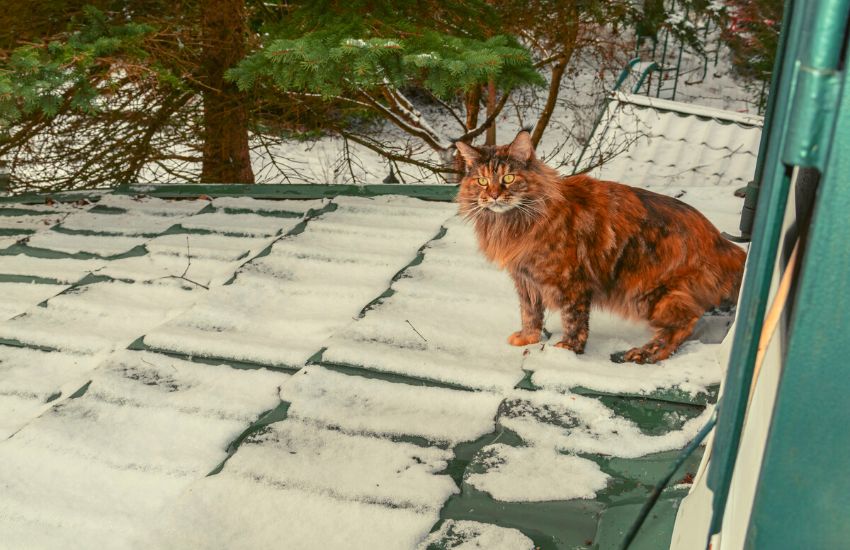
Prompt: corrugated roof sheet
<box><xmin>584</xmin><ymin>92</ymin><xmax>763</xmax><ymax>190</ymax></box>
<box><xmin>0</xmin><ymin>178</ymin><xmax>737</xmax><ymax>548</ymax></box>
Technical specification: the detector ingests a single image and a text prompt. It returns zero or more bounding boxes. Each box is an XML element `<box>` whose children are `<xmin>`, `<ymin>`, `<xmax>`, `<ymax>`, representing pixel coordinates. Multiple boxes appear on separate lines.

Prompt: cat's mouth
<box><xmin>485</xmin><ymin>201</ymin><xmax>515</xmax><ymax>213</ymax></box>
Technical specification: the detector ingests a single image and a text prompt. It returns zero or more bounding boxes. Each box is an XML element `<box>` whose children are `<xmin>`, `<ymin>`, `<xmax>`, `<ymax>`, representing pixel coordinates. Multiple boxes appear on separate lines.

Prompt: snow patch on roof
<box><xmin>281</xmin><ymin>366</ymin><xmax>502</xmax><ymax>446</ymax></box>
<box><xmin>465</xmin><ymin>443</ymin><xmax>610</xmax><ymax>501</ymax></box>
<box><xmin>418</xmin><ymin>520</ymin><xmax>535</xmax><ymax>550</ymax></box>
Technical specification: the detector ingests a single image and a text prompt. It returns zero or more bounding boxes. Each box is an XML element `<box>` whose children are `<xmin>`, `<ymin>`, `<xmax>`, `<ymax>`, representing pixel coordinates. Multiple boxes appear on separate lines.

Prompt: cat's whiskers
<box><xmin>510</xmin><ymin>197</ymin><xmax>546</xmax><ymax>223</ymax></box>
<box><xmin>463</xmin><ymin>202</ymin><xmax>490</xmax><ymax>222</ymax></box>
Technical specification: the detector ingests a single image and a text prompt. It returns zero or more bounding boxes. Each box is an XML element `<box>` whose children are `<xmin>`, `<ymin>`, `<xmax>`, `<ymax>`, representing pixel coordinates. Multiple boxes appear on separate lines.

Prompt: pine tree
<box><xmin>228</xmin><ymin>0</ymin><xmax>545</xmax><ymax>162</ymax></box>
<box><xmin>0</xmin><ymin>1</ymin><xmax>257</xmax><ymax>190</ymax></box>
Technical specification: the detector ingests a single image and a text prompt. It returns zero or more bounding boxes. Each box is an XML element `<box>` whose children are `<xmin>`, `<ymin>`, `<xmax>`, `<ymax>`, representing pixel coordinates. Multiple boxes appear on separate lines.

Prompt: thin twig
<box><xmin>156</xmin><ymin>235</ymin><xmax>210</xmax><ymax>290</ymax></box>
<box><xmin>180</xmin><ymin>235</ymin><xmax>192</xmax><ymax>278</ymax></box>
<box><xmin>405</xmin><ymin>320</ymin><xmax>428</xmax><ymax>342</ymax></box>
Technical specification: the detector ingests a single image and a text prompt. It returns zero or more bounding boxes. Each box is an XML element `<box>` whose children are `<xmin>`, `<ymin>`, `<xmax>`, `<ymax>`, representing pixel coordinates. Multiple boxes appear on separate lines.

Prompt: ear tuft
<box><xmin>508</xmin><ymin>130</ymin><xmax>535</xmax><ymax>162</ymax></box>
<box><xmin>455</xmin><ymin>141</ymin><xmax>481</xmax><ymax>168</ymax></box>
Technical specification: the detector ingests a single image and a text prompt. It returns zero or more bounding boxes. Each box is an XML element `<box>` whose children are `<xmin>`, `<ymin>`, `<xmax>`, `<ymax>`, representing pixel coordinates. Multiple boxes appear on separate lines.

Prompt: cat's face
<box><xmin>456</xmin><ymin>131</ymin><xmax>543</xmax><ymax>219</ymax></box>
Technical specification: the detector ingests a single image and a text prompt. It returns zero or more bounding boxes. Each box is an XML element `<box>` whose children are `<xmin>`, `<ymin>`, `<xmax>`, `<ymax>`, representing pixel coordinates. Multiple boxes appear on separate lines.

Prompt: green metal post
<box><xmin>632</xmin><ymin>62</ymin><xmax>661</xmax><ymax>95</ymax></box>
<box><xmin>614</xmin><ymin>58</ymin><xmax>643</xmax><ymax>91</ymax></box>
<box><xmin>670</xmin><ymin>42</ymin><xmax>684</xmax><ymax>100</ymax></box>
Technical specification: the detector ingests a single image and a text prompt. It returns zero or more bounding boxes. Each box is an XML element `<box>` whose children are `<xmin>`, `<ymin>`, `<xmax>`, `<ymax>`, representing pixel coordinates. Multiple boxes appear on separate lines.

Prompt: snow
<box><xmin>344</xmin><ymin>38</ymin><xmax>368</xmax><ymax>48</ymax></box>
<box><xmin>499</xmin><ymin>390</ymin><xmax>715</xmax><ymax>459</ymax></box>
<box><xmin>0</xmin><ymin>350</ymin><xmax>288</xmax><ymax>549</ymax></box>
<box><xmin>209</xmin><ymin>418</ymin><xmax>457</xmax><ymax>511</ymax></box>
<box><xmin>98</xmin><ymin>233</ymin><xmax>278</xmax><ymax>286</ymax></box>
<box><xmin>0</xmin><ymin>213</ymin><xmax>68</xmax><ymax>232</ymax></box>
<box><xmin>525</xmin><ymin>311</ymin><xmax>723</xmax><ymax>398</ymax></box>
<box><xmin>0</xmin><ymin>201</ymin><xmax>90</xmax><ymax>214</ymax></box>
<box><xmin>95</xmin><ymin>194</ymin><xmax>209</xmax><ymax>216</ymax></box>
<box><xmin>142</xmin><ymin>195</ymin><xmax>456</xmax><ymax>367</ymax></box>
<box><xmin>145</xmin><ymin>232</ymin><xmax>271</xmax><ymax>261</ymax></box>
<box><xmin>465</xmin><ymin>443</ymin><xmax>610</xmax><ymax>502</ymax></box>
<box><xmin>0</xmin><ymin>281</ymin><xmax>68</xmax><ymax>320</ymax></box>
<box><xmin>0</xmin><ymin>346</ymin><xmax>103</xmax><ymax>439</ymax></box>
<box><xmin>58</xmin><ymin>211</ymin><xmax>184</xmax><ymax>236</ymax></box>
<box><xmin>177</xmin><ymin>211</ymin><xmax>303</xmax><ymax>237</ymax></box>
<box><xmin>418</xmin><ymin>520</ymin><xmax>535</xmax><ymax>550</ymax></box>
<box><xmin>141</xmin><ymin>476</ymin><xmax>440</xmax><ymax>550</ymax></box>
<box><xmin>211</xmin><ymin>196</ymin><xmax>326</xmax><ymax>213</ymax></box>
<box><xmin>322</xmin><ymin>216</ymin><xmax>528</xmax><ymax>391</ymax></box>
<box><xmin>280</xmin><ymin>366</ymin><xmax>502</xmax><ymax>446</ymax></box>
<box><xmin>0</xmin><ymin>235</ymin><xmax>21</xmax><ymax>249</ymax></box>
<box><xmin>0</xmin><ymin>279</ymin><xmax>201</xmax><ymax>353</ymax></box>
<box><xmin>22</xmin><ymin>231</ymin><xmax>146</xmax><ymax>257</ymax></box>
<box><xmin>614</xmin><ymin>92</ymin><xmax>763</xmax><ymax>126</ymax></box>
<box><xmin>0</xmin><ymin>192</ymin><xmax>734</xmax><ymax>549</ymax></box>
<box><xmin>588</xmin><ymin>97</ymin><xmax>761</xmax><ymax>192</ymax></box>
<box><xmin>139</xmin><ymin>367</ymin><xmax>482</xmax><ymax>550</ymax></box>
<box><xmin>0</xmin><ymin>254</ymin><xmax>101</xmax><ymax>282</ymax></box>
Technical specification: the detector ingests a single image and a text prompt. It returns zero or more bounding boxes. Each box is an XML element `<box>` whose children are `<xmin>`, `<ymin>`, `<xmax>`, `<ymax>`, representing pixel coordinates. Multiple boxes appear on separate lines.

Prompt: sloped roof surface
<box><xmin>0</xmin><ymin>175</ymin><xmax>739</xmax><ymax>548</ymax></box>
<box><xmin>585</xmin><ymin>92</ymin><xmax>763</xmax><ymax>191</ymax></box>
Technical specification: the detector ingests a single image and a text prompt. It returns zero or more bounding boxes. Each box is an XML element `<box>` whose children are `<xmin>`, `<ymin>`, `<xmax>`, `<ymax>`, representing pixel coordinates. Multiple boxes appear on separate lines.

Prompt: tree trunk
<box><xmin>200</xmin><ymin>0</ymin><xmax>254</xmax><ymax>183</ymax></box>
<box><xmin>530</xmin><ymin>4</ymin><xmax>579</xmax><ymax>148</ymax></box>
<box><xmin>465</xmin><ymin>86</ymin><xmax>482</xmax><ymax>133</ymax></box>
<box><xmin>485</xmin><ymin>78</ymin><xmax>497</xmax><ymax>145</ymax></box>
<box><xmin>530</xmin><ymin>57</ymin><xmax>569</xmax><ymax>148</ymax></box>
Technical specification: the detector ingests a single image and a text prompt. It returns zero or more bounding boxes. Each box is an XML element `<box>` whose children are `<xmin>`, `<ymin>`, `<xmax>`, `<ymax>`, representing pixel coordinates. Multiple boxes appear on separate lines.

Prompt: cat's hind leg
<box><xmin>611</xmin><ymin>289</ymin><xmax>701</xmax><ymax>364</ymax></box>
<box><xmin>507</xmin><ymin>271</ymin><xmax>544</xmax><ymax>346</ymax></box>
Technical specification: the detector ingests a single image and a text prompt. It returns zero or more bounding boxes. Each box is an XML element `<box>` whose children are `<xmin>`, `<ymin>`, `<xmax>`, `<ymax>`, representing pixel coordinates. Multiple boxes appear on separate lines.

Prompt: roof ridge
<box><xmin>613</xmin><ymin>92</ymin><xmax>764</xmax><ymax>127</ymax></box>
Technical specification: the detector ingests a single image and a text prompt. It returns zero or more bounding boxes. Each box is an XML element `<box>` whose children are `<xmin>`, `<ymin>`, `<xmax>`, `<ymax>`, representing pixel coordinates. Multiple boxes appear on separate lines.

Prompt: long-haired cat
<box><xmin>455</xmin><ymin>130</ymin><xmax>746</xmax><ymax>364</ymax></box>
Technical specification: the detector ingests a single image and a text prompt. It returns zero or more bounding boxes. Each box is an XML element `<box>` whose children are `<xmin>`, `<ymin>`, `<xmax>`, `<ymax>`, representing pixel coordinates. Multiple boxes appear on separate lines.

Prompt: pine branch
<box><xmin>339</xmin><ymin>130</ymin><xmax>458</xmax><ymax>175</ymax></box>
<box><xmin>357</xmin><ymin>88</ymin><xmax>448</xmax><ymax>151</ymax></box>
<box><xmin>424</xmin><ymin>89</ymin><xmax>466</xmax><ymax>130</ymax></box>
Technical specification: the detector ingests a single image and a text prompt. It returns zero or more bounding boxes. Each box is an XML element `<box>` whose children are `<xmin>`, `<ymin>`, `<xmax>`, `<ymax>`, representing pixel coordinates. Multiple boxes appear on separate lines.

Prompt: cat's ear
<box><xmin>508</xmin><ymin>130</ymin><xmax>535</xmax><ymax>162</ymax></box>
<box><xmin>455</xmin><ymin>141</ymin><xmax>481</xmax><ymax>168</ymax></box>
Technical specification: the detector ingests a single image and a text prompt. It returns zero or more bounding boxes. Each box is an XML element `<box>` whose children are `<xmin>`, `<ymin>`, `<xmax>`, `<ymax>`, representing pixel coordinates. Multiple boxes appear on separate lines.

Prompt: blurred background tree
<box><xmin>0</xmin><ymin>0</ymin><xmax>751</xmax><ymax>191</ymax></box>
<box><xmin>721</xmin><ymin>0</ymin><xmax>782</xmax><ymax>108</ymax></box>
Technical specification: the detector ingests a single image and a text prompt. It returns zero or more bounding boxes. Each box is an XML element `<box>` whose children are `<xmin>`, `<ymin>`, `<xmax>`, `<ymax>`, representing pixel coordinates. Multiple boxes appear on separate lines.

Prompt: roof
<box><xmin>0</xmin><ymin>184</ymin><xmax>731</xmax><ymax>549</ymax></box>
<box><xmin>583</xmin><ymin>92</ymin><xmax>763</xmax><ymax>193</ymax></box>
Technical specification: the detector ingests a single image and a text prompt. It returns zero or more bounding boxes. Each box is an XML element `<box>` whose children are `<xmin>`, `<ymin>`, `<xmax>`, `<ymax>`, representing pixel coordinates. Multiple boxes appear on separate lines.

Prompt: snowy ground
<box><xmin>0</xmin><ymin>180</ymin><xmax>747</xmax><ymax>548</ymax></box>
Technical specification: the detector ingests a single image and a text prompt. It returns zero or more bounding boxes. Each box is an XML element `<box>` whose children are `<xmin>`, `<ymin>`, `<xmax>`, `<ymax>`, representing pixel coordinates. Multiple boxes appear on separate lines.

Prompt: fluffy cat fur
<box><xmin>455</xmin><ymin>130</ymin><xmax>746</xmax><ymax>364</ymax></box>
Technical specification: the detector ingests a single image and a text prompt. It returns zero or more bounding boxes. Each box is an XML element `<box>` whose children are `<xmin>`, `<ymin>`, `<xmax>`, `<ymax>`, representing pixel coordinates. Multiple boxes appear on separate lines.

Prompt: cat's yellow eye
<box><xmin>503</xmin><ymin>174</ymin><xmax>516</xmax><ymax>184</ymax></box>
<box><xmin>476</xmin><ymin>176</ymin><xmax>489</xmax><ymax>187</ymax></box>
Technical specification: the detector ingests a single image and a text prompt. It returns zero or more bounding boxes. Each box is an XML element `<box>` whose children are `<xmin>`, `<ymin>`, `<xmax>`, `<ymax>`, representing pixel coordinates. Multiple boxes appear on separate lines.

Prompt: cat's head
<box><xmin>455</xmin><ymin>130</ymin><xmax>554</xmax><ymax>221</ymax></box>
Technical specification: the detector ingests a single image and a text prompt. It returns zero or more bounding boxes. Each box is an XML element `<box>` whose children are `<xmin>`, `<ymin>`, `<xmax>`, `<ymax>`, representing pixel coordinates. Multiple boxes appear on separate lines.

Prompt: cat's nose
<box><xmin>488</xmin><ymin>188</ymin><xmax>501</xmax><ymax>200</ymax></box>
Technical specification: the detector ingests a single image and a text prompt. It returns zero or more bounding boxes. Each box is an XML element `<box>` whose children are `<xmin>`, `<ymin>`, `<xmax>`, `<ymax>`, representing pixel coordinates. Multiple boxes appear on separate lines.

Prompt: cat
<box><xmin>455</xmin><ymin>130</ymin><xmax>746</xmax><ymax>364</ymax></box>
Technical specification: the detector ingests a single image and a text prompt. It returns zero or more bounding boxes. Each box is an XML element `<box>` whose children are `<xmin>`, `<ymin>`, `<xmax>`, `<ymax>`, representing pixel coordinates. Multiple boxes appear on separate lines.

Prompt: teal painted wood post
<box><xmin>746</xmin><ymin>9</ymin><xmax>850</xmax><ymax>546</ymax></box>
<box><xmin>709</xmin><ymin>0</ymin><xmax>850</xmax><ymax>541</ymax></box>
<box><xmin>706</xmin><ymin>0</ymin><xmax>803</xmax><ymax>536</ymax></box>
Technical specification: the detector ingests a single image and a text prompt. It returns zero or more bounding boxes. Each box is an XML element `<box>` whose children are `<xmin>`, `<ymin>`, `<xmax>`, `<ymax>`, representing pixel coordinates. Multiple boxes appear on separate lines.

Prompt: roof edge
<box><xmin>613</xmin><ymin>92</ymin><xmax>764</xmax><ymax>127</ymax></box>
<box><xmin>0</xmin><ymin>183</ymin><xmax>459</xmax><ymax>204</ymax></box>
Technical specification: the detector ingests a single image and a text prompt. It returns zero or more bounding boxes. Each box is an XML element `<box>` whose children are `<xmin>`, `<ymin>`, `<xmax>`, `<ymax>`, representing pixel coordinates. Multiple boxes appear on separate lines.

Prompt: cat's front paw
<box><xmin>507</xmin><ymin>331</ymin><xmax>541</xmax><ymax>346</ymax></box>
<box><xmin>553</xmin><ymin>339</ymin><xmax>585</xmax><ymax>354</ymax></box>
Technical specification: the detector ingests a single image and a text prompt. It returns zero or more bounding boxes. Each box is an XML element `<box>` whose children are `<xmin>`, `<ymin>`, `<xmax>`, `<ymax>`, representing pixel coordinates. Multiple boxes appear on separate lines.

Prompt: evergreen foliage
<box><xmin>0</xmin><ymin>6</ymin><xmax>160</xmax><ymax>129</ymax></box>
<box><xmin>229</xmin><ymin>1</ymin><xmax>544</xmax><ymax>100</ymax></box>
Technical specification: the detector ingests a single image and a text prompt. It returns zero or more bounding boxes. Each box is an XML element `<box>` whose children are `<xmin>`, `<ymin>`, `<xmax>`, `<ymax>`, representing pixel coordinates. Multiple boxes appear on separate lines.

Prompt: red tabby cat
<box><xmin>456</xmin><ymin>130</ymin><xmax>746</xmax><ymax>364</ymax></box>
